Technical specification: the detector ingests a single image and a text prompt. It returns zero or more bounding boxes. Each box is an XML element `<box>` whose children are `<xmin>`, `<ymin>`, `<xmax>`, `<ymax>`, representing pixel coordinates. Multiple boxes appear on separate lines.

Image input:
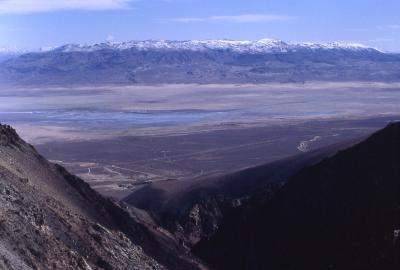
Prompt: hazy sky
<box><xmin>1</xmin><ymin>0</ymin><xmax>400</xmax><ymax>51</ymax></box>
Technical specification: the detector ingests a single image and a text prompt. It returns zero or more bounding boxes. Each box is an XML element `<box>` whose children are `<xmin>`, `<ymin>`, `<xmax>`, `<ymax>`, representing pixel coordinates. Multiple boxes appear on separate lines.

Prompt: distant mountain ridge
<box><xmin>54</xmin><ymin>39</ymin><xmax>377</xmax><ymax>54</ymax></box>
<box><xmin>1</xmin><ymin>38</ymin><xmax>399</xmax><ymax>85</ymax></box>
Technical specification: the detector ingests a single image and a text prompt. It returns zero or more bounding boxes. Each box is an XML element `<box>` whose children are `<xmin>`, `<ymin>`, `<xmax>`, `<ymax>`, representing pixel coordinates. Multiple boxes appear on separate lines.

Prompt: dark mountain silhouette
<box><xmin>0</xmin><ymin>124</ymin><xmax>205</xmax><ymax>270</ymax></box>
<box><xmin>124</xmin><ymin>138</ymin><xmax>359</xmax><ymax>245</ymax></box>
<box><xmin>194</xmin><ymin>122</ymin><xmax>400</xmax><ymax>270</ymax></box>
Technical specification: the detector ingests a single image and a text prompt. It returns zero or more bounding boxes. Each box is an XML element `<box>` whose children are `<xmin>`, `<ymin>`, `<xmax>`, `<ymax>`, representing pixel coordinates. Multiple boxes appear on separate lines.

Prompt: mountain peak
<box><xmin>257</xmin><ymin>38</ymin><xmax>287</xmax><ymax>44</ymax></box>
<box><xmin>0</xmin><ymin>124</ymin><xmax>21</xmax><ymax>147</ymax></box>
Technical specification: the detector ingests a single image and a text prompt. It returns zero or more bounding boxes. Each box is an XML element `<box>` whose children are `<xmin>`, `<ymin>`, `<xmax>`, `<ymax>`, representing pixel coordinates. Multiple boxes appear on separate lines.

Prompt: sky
<box><xmin>1</xmin><ymin>0</ymin><xmax>400</xmax><ymax>51</ymax></box>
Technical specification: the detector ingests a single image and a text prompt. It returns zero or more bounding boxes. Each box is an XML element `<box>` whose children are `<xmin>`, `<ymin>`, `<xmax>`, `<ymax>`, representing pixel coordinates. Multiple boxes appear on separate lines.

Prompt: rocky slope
<box><xmin>1</xmin><ymin>39</ymin><xmax>400</xmax><ymax>85</ymax></box>
<box><xmin>2</xmin><ymin>117</ymin><xmax>399</xmax><ymax>270</ymax></box>
<box><xmin>194</xmin><ymin>122</ymin><xmax>400</xmax><ymax>270</ymax></box>
<box><xmin>124</xmin><ymin>139</ymin><xmax>359</xmax><ymax>246</ymax></box>
<box><xmin>0</xmin><ymin>124</ymin><xmax>205</xmax><ymax>270</ymax></box>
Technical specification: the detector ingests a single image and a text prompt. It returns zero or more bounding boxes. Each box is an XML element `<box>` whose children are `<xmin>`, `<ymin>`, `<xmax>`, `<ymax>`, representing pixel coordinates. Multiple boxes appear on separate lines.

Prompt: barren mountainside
<box><xmin>1</xmin><ymin>39</ymin><xmax>400</xmax><ymax>85</ymax></box>
<box><xmin>0</xmin><ymin>124</ymin><xmax>205</xmax><ymax>270</ymax></box>
<box><xmin>2</xmin><ymin>118</ymin><xmax>400</xmax><ymax>270</ymax></box>
<box><xmin>194</xmin><ymin>122</ymin><xmax>400</xmax><ymax>270</ymax></box>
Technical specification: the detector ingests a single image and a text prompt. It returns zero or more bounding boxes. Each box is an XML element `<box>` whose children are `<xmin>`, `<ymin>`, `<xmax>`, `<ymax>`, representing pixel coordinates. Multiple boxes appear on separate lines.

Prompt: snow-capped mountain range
<box><xmin>54</xmin><ymin>39</ymin><xmax>377</xmax><ymax>54</ymax></box>
<box><xmin>0</xmin><ymin>39</ymin><xmax>380</xmax><ymax>57</ymax></box>
<box><xmin>1</xmin><ymin>38</ymin><xmax>398</xmax><ymax>85</ymax></box>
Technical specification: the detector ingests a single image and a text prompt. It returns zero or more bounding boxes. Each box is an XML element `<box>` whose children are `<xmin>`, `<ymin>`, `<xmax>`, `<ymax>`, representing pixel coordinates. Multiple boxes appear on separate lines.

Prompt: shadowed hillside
<box><xmin>124</xmin><ymin>137</ymin><xmax>360</xmax><ymax>245</ymax></box>
<box><xmin>194</xmin><ymin>122</ymin><xmax>400</xmax><ymax>270</ymax></box>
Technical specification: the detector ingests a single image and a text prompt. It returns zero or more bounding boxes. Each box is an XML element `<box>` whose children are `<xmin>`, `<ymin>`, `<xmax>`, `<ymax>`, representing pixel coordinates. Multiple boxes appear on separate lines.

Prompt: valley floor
<box><xmin>1</xmin><ymin>82</ymin><xmax>400</xmax><ymax>198</ymax></box>
<box><xmin>37</xmin><ymin>116</ymin><xmax>394</xmax><ymax>198</ymax></box>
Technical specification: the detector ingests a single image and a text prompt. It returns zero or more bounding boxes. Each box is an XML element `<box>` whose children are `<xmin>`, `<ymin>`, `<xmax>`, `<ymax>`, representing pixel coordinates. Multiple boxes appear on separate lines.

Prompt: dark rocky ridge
<box><xmin>194</xmin><ymin>122</ymin><xmax>400</xmax><ymax>270</ymax></box>
<box><xmin>124</xmin><ymin>138</ymin><xmax>360</xmax><ymax>246</ymax></box>
<box><xmin>0</xmin><ymin>124</ymin><xmax>206</xmax><ymax>270</ymax></box>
